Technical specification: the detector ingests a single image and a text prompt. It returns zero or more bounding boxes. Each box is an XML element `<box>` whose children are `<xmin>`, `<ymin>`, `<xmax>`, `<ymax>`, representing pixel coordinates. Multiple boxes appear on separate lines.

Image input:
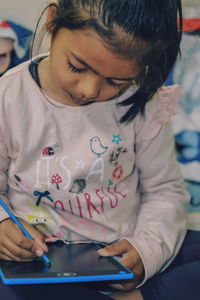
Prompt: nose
<box><xmin>77</xmin><ymin>73</ymin><xmax>101</xmax><ymax>100</ymax></box>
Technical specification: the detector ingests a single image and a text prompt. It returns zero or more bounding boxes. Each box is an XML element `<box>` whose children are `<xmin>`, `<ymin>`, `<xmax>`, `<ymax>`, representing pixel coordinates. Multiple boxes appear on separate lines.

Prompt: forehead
<box><xmin>54</xmin><ymin>28</ymin><xmax>140</xmax><ymax>79</ymax></box>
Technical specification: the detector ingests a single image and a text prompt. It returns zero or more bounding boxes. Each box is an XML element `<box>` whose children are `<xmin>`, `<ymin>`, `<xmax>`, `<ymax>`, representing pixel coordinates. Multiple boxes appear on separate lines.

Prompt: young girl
<box><xmin>0</xmin><ymin>0</ymin><xmax>195</xmax><ymax>299</ymax></box>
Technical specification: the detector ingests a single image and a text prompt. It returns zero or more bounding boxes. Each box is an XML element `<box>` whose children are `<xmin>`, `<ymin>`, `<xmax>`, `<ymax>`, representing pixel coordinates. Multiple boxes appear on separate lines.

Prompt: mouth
<box><xmin>70</xmin><ymin>94</ymin><xmax>84</xmax><ymax>105</ymax></box>
<box><xmin>69</xmin><ymin>93</ymin><xmax>94</xmax><ymax>106</ymax></box>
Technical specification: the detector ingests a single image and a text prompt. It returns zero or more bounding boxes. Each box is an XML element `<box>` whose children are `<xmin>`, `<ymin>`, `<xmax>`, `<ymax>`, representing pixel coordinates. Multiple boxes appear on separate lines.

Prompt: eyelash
<box><xmin>67</xmin><ymin>61</ymin><xmax>86</xmax><ymax>73</ymax></box>
<box><xmin>67</xmin><ymin>61</ymin><xmax>125</xmax><ymax>88</ymax></box>
<box><xmin>106</xmin><ymin>78</ymin><xmax>124</xmax><ymax>88</ymax></box>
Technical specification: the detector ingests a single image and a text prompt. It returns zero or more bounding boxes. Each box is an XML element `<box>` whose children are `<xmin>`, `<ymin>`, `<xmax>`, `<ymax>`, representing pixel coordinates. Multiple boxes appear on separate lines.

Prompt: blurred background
<box><xmin>0</xmin><ymin>0</ymin><xmax>47</xmax><ymax>30</ymax></box>
<box><xmin>0</xmin><ymin>0</ymin><xmax>199</xmax><ymax>30</ymax></box>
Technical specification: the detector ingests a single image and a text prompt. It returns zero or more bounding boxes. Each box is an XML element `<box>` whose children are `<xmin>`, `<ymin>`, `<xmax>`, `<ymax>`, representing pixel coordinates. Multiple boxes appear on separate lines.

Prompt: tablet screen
<box><xmin>0</xmin><ymin>242</ymin><xmax>134</xmax><ymax>285</ymax></box>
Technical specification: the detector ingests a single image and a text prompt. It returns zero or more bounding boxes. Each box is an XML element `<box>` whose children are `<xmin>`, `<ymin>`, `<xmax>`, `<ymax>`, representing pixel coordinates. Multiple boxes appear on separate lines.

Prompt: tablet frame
<box><xmin>0</xmin><ymin>242</ymin><xmax>134</xmax><ymax>285</ymax></box>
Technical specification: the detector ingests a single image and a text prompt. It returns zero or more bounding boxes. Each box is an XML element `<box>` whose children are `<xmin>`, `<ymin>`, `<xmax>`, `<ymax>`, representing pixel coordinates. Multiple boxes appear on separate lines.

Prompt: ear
<box><xmin>46</xmin><ymin>2</ymin><xmax>58</xmax><ymax>33</ymax></box>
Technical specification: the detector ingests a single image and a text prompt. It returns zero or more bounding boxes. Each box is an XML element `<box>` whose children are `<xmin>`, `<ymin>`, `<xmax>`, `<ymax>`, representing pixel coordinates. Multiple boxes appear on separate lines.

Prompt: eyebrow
<box><xmin>70</xmin><ymin>51</ymin><xmax>137</xmax><ymax>82</ymax></box>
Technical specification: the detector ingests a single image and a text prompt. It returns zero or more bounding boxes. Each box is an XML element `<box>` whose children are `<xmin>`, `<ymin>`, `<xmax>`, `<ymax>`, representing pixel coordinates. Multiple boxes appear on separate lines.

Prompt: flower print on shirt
<box><xmin>109</xmin><ymin>147</ymin><xmax>128</xmax><ymax>167</ymax></box>
<box><xmin>112</xmin><ymin>165</ymin><xmax>124</xmax><ymax>181</ymax></box>
<box><xmin>112</xmin><ymin>134</ymin><xmax>122</xmax><ymax>145</ymax></box>
<box><xmin>75</xmin><ymin>159</ymin><xmax>86</xmax><ymax>170</ymax></box>
<box><xmin>108</xmin><ymin>147</ymin><xmax>127</xmax><ymax>185</ymax></box>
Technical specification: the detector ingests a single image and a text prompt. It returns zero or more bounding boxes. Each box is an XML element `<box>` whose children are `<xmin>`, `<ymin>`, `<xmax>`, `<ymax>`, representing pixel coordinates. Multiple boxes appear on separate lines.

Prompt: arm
<box><xmin>131</xmin><ymin>121</ymin><xmax>189</xmax><ymax>283</ymax></box>
<box><xmin>0</xmin><ymin>126</ymin><xmax>48</xmax><ymax>261</ymax></box>
<box><xmin>99</xmin><ymin>122</ymin><xmax>189</xmax><ymax>291</ymax></box>
<box><xmin>99</xmin><ymin>86</ymin><xmax>189</xmax><ymax>290</ymax></box>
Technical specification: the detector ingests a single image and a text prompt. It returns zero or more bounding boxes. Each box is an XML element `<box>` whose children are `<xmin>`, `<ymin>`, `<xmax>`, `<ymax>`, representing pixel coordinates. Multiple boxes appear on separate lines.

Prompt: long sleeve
<box><xmin>126</xmin><ymin>120</ymin><xmax>189</xmax><ymax>285</ymax></box>
<box><xmin>0</xmin><ymin>126</ymin><xmax>12</xmax><ymax>221</ymax></box>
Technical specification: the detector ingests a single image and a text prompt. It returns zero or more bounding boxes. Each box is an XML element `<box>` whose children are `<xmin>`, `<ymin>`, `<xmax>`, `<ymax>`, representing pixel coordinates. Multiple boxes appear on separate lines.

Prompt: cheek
<box><xmin>53</xmin><ymin>67</ymin><xmax>76</xmax><ymax>90</ymax></box>
<box><xmin>99</xmin><ymin>84</ymin><xmax>130</xmax><ymax>101</ymax></box>
<box><xmin>96</xmin><ymin>82</ymin><xmax>118</xmax><ymax>100</ymax></box>
<box><xmin>101</xmin><ymin>89</ymin><xmax>119</xmax><ymax>100</ymax></box>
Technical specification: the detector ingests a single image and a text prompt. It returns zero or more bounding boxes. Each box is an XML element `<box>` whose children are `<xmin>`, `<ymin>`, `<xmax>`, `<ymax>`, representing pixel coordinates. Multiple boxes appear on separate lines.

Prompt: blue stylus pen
<box><xmin>0</xmin><ymin>199</ymin><xmax>51</xmax><ymax>266</ymax></box>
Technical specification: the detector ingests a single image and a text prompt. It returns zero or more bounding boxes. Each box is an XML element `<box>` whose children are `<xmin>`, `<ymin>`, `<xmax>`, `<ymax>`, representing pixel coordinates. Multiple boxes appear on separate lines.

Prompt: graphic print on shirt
<box><xmin>33</xmin><ymin>190</ymin><xmax>54</xmax><ymax>206</ymax></box>
<box><xmin>25</xmin><ymin>200</ymin><xmax>63</xmax><ymax>238</ymax></box>
<box><xmin>69</xmin><ymin>178</ymin><xmax>87</xmax><ymax>194</ymax></box>
<box><xmin>30</xmin><ymin>134</ymin><xmax>130</xmax><ymax>229</ymax></box>
<box><xmin>108</xmin><ymin>147</ymin><xmax>127</xmax><ymax>186</ymax></box>
<box><xmin>51</xmin><ymin>173</ymin><xmax>63</xmax><ymax>189</ymax></box>
<box><xmin>75</xmin><ymin>159</ymin><xmax>86</xmax><ymax>170</ymax></box>
<box><xmin>14</xmin><ymin>175</ymin><xmax>31</xmax><ymax>192</ymax></box>
<box><xmin>112</xmin><ymin>134</ymin><xmax>123</xmax><ymax>145</ymax></box>
<box><xmin>109</xmin><ymin>147</ymin><xmax>128</xmax><ymax>167</ymax></box>
<box><xmin>108</xmin><ymin>179</ymin><xmax>114</xmax><ymax>186</ymax></box>
<box><xmin>53</xmin><ymin>182</ymin><xmax>128</xmax><ymax>220</ymax></box>
<box><xmin>42</xmin><ymin>143</ymin><xmax>60</xmax><ymax>156</ymax></box>
<box><xmin>90</xmin><ymin>136</ymin><xmax>108</xmax><ymax>157</ymax></box>
<box><xmin>112</xmin><ymin>165</ymin><xmax>124</xmax><ymax>181</ymax></box>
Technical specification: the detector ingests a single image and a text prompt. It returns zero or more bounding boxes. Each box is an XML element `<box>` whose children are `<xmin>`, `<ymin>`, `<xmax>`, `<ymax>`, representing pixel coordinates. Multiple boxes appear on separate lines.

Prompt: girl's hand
<box><xmin>98</xmin><ymin>239</ymin><xmax>145</xmax><ymax>291</ymax></box>
<box><xmin>0</xmin><ymin>218</ymin><xmax>48</xmax><ymax>262</ymax></box>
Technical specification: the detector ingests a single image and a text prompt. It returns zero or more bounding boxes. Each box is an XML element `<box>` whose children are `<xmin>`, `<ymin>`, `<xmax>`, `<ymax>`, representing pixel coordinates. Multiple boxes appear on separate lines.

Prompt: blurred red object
<box><xmin>179</xmin><ymin>18</ymin><xmax>200</xmax><ymax>32</ymax></box>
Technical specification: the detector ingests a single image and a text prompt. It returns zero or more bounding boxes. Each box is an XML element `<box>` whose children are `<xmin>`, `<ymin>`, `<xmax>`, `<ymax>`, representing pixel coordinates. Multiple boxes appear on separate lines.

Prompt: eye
<box><xmin>106</xmin><ymin>78</ymin><xmax>129</xmax><ymax>89</ymax></box>
<box><xmin>67</xmin><ymin>61</ymin><xmax>87</xmax><ymax>73</ymax></box>
<box><xmin>107</xmin><ymin>78</ymin><xmax>124</xmax><ymax>88</ymax></box>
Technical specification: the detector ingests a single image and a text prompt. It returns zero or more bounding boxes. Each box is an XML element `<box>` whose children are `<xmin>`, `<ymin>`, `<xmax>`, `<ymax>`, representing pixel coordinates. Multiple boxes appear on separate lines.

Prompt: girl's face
<box><xmin>40</xmin><ymin>28</ymin><xmax>140</xmax><ymax>106</ymax></box>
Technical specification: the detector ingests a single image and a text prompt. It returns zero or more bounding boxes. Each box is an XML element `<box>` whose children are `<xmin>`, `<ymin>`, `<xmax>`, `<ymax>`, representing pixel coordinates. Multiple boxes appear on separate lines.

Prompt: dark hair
<box><xmin>39</xmin><ymin>0</ymin><xmax>183</xmax><ymax>123</ymax></box>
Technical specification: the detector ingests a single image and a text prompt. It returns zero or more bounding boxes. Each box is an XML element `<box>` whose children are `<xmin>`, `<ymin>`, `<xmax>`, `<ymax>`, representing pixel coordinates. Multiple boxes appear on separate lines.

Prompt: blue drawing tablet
<box><xmin>0</xmin><ymin>242</ymin><xmax>134</xmax><ymax>285</ymax></box>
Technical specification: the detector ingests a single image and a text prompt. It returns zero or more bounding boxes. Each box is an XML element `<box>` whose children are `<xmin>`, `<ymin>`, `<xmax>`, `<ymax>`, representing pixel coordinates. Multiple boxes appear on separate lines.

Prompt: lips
<box><xmin>70</xmin><ymin>95</ymin><xmax>84</xmax><ymax>105</ymax></box>
<box><xmin>69</xmin><ymin>93</ymin><xmax>90</xmax><ymax>105</ymax></box>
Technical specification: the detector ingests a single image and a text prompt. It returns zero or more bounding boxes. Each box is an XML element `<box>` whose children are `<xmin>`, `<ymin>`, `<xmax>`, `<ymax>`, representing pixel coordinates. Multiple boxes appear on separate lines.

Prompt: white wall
<box><xmin>0</xmin><ymin>0</ymin><xmax>47</xmax><ymax>30</ymax></box>
<box><xmin>182</xmin><ymin>0</ymin><xmax>200</xmax><ymax>6</ymax></box>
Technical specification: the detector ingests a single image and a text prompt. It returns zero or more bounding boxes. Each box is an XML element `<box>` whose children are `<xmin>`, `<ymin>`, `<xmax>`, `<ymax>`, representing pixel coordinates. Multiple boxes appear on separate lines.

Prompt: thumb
<box><xmin>98</xmin><ymin>240</ymin><xmax>129</xmax><ymax>257</ymax></box>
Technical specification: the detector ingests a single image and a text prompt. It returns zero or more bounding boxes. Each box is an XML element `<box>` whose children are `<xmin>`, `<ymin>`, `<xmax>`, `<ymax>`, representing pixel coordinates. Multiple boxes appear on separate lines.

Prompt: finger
<box><xmin>8</xmin><ymin>221</ymin><xmax>48</xmax><ymax>255</ymax></box>
<box><xmin>0</xmin><ymin>219</ymin><xmax>45</xmax><ymax>260</ymax></box>
<box><xmin>18</xmin><ymin>237</ymin><xmax>46</xmax><ymax>257</ymax></box>
<box><xmin>109</xmin><ymin>281</ymin><xmax>137</xmax><ymax>292</ymax></box>
<box><xmin>0</xmin><ymin>243</ymin><xmax>35</xmax><ymax>262</ymax></box>
<box><xmin>109</xmin><ymin>283</ymin><xmax>125</xmax><ymax>291</ymax></box>
<box><xmin>0</xmin><ymin>250</ymin><xmax>34</xmax><ymax>262</ymax></box>
<box><xmin>0</xmin><ymin>235</ymin><xmax>45</xmax><ymax>261</ymax></box>
<box><xmin>118</xmin><ymin>250</ymin><xmax>137</xmax><ymax>268</ymax></box>
<box><xmin>0</xmin><ymin>252</ymin><xmax>13</xmax><ymax>261</ymax></box>
<box><xmin>98</xmin><ymin>240</ymin><xmax>131</xmax><ymax>257</ymax></box>
<box><xmin>4</xmin><ymin>227</ymin><xmax>42</xmax><ymax>259</ymax></box>
<box><xmin>19</xmin><ymin>220</ymin><xmax>48</xmax><ymax>252</ymax></box>
<box><xmin>1</xmin><ymin>235</ymin><xmax>36</xmax><ymax>260</ymax></box>
<box><xmin>33</xmin><ymin>238</ymin><xmax>48</xmax><ymax>253</ymax></box>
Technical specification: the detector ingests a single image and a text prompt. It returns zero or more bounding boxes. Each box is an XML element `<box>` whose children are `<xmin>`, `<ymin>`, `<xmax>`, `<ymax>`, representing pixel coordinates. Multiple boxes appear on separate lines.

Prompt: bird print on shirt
<box><xmin>90</xmin><ymin>136</ymin><xmax>108</xmax><ymax>157</ymax></box>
